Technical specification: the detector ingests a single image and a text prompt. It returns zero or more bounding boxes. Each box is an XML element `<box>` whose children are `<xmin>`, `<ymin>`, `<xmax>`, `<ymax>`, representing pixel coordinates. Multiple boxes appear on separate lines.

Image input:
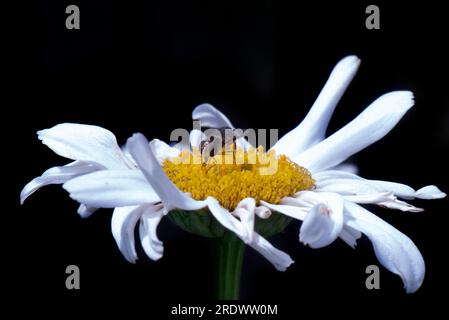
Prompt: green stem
<box><xmin>216</xmin><ymin>232</ymin><xmax>246</xmax><ymax>300</ymax></box>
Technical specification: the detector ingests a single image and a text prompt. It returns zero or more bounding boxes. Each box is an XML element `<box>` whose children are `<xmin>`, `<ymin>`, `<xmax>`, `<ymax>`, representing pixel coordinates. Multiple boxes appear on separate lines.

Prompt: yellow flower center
<box><xmin>162</xmin><ymin>146</ymin><xmax>315</xmax><ymax>210</ymax></box>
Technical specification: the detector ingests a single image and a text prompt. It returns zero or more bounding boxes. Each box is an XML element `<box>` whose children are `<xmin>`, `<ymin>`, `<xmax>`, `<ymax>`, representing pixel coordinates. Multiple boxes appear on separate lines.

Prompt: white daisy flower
<box><xmin>22</xmin><ymin>55</ymin><xmax>445</xmax><ymax>297</ymax></box>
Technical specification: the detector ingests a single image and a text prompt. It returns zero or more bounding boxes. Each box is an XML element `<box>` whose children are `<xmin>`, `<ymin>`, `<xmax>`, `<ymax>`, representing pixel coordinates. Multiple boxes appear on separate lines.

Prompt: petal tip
<box><xmin>37</xmin><ymin>129</ymin><xmax>49</xmax><ymax>143</ymax></box>
<box><xmin>415</xmin><ymin>185</ymin><xmax>446</xmax><ymax>199</ymax></box>
<box><xmin>19</xmin><ymin>187</ymin><xmax>28</xmax><ymax>204</ymax></box>
<box><xmin>127</xmin><ymin>258</ymin><xmax>137</xmax><ymax>264</ymax></box>
<box><xmin>279</xmin><ymin>259</ymin><xmax>295</xmax><ymax>272</ymax></box>
<box><xmin>334</xmin><ymin>55</ymin><xmax>361</xmax><ymax>75</ymax></box>
<box><xmin>385</xmin><ymin>91</ymin><xmax>415</xmax><ymax>110</ymax></box>
<box><xmin>341</xmin><ymin>55</ymin><xmax>361</xmax><ymax>66</ymax></box>
<box><xmin>127</xmin><ymin>132</ymin><xmax>147</xmax><ymax>145</ymax></box>
<box><xmin>192</xmin><ymin>102</ymin><xmax>216</xmax><ymax>117</ymax></box>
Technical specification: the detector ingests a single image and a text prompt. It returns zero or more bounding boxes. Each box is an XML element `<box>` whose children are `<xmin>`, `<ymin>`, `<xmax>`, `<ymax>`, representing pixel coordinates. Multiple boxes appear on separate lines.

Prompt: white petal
<box><xmin>379</xmin><ymin>199</ymin><xmax>424</xmax><ymax>212</ymax></box>
<box><xmin>20</xmin><ymin>161</ymin><xmax>100</xmax><ymax>204</ymax></box>
<box><xmin>232</xmin><ymin>198</ymin><xmax>256</xmax><ymax>242</ymax></box>
<box><xmin>372</xmin><ymin>181</ymin><xmax>445</xmax><ymax>200</ymax></box>
<box><xmin>316</xmin><ymin>172</ymin><xmax>445</xmax><ymax>204</ymax></box>
<box><xmin>151</xmin><ymin>139</ymin><xmax>180</xmax><ymax>164</ymax></box>
<box><xmin>260</xmin><ymin>201</ymin><xmax>308</xmax><ymax>221</ymax></box>
<box><xmin>38</xmin><ymin>123</ymin><xmax>132</xmax><ymax>169</ymax></box>
<box><xmin>127</xmin><ymin>133</ymin><xmax>207</xmax><ymax>212</ymax></box>
<box><xmin>316</xmin><ymin>177</ymin><xmax>382</xmax><ymax>196</ymax></box>
<box><xmin>344</xmin><ymin>201</ymin><xmax>425</xmax><ymax>293</ymax></box>
<box><xmin>313</xmin><ymin>170</ymin><xmax>364</xmax><ymax>181</ymax></box>
<box><xmin>77</xmin><ymin>204</ymin><xmax>97</xmax><ymax>218</ymax></box>
<box><xmin>120</xmin><ymin>142</ymin><xmax>138</xmax><ymax>168</ymax></box>
<box><xmin>139</xmin><ymin>205</ymin><xmax>165</xmax><ymax>261</ymax></box>
<box><xmin>192</xmin><ymin>103</ymin><xmax>233</xmax><ymax>128</ymax></box>
<box><xmin>299</xmin><ymin>193</ymin><xmax>344</xmax><ymax>248</ymax></box>
<box><xmin>344</xmin><ymin>192</ymin><xmax>395</xmax><ymax>204</ymax></box>
<box><xmin>294</xmin><ymin>190</ymin><xmax>340</xmax><ymax>206</ymax></box>
<box><xmin>272</xmin><ymin>56</ymin><xmax>360</xmax><ymax>157</ymax></box>
<box><xmin>415</xmin><ymin>185</ymin><xmax>446</xmax><ymax>199</ymax></box>
<box><xmin>249</xmin><ymin>233</ymin><xmax>294</xmax><ymax>271</ymax></box>
<box><xmin>255</xmin><ymin>206</ymin><xmax>272</xmax><ymax>219</ymax></box>
<box><xmin>331</xmin><ymin>163</ymin><xmax>359</xmax><ymax>175</ymax></box>
<box><xmin>339</xmin><ymin>225</ymin><xmax>362</xmax><ymax>249</ymax></box>
<box><xmin>63</xmin><ymin>170</ymin><xmax>160</xmax><ymax>208</ymax></box>
<box><xmin>111</xmin><ymin>205</ymin><xmax>147</xmax><ymax>263</ymax></box>
<box><xmin>343</xmin><ymin>224</ymin><xmax>362</xmax><ymax>240</ymax></box>
<box><xmin>300</xmin><ymin>204</ymin><xmax>329</xmax><ymax>245</ymax></box>
<box><xmin>206</xmin><ymin>197</ymin><xmax>247</xmax><ymax>242</ymax></box>
<box><xmin>315</xmin><ymin>174</ymin><xmax>425</xmax><ymax>210</ymax></box>
<box><xmin>280</xmin><ymin>196</ymin><xmax>314</xmax><ymax>209</ymax></box>
<box><xmin>369</xmin><ymin>180</ymin><xmax>416</xmax><ymax>200</ymax></box>
<box><xmin>294</xmin><ymin>91</ymin><xmax>415</xmax><ymax>172</ymax></box>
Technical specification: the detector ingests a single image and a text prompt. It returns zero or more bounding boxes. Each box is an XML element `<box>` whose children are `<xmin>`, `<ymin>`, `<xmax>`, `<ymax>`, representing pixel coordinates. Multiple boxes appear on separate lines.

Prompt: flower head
<box><xmin>22</xmin><ymin>55</ymin><xmax>446</xmax><ymax>293</ymax></box>
<box><xmin>163</xmin><ymin>148</ymin><xmax>315</xmax><ymax>210</ymax></box>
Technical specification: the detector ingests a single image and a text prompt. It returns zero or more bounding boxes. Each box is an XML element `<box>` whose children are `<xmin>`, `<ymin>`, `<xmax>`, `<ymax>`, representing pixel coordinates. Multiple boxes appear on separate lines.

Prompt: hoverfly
<box><xmin>199</xmin><ymin>127</ymin><xmax>244</xmax><ymax>166</ymax></box>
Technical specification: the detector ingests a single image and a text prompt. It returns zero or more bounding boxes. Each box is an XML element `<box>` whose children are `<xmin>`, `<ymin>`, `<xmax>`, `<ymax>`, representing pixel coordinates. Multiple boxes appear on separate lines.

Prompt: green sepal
<box><xmin>168</xmin><ymin>209</ymin><xmax>226</xmax><ymax>238</ymax></box>
<box><xmin>255</xmin><ymin>212</ymin><xmax>293</xmax><ymax>237</ymax></box>
<box><xmin>168</xmin><ymin>209</ymin><xmax>293</xmax><ymax>238</ymax></box>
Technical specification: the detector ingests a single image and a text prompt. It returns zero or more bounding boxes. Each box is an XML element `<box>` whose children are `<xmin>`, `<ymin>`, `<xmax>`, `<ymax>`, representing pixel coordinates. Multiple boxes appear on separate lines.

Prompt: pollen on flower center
<box><xmin>162</xmin><ymin>146</ymin><xmax>315</xmax><ymax>210</ymax></box>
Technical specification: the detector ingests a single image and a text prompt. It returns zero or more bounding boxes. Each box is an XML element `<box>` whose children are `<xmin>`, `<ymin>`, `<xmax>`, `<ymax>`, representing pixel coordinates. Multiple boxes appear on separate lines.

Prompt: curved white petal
<box><xmin>315</xmin><ymin>174</ymin><xmax>424</xmax><ymax>211</ymax></box>
<box><xmin>120</xmin><ymin>143</ymin><xmax>138</xmax><ymax>168</ymax></box>
<box><xmin>151</xmin><ymin>139</ymin><xmax>180</xmax><ymax>164</ymax></box>
<box><xmin>249</xmin><ymin>233</ymin><xmax>294</xmax><ymax>271</ymax></box>
<box><xmin>344</xmin><ymin>201</ymin><xmax>425</xmax><ymax>293</ymax></box>
<box><xmin>331</xmin><ymin>163</ymin><xmax>359</xmax><ymax>175</ymax></box>
<box><xmin>127</xmin><ymin>133</ymin><xmax>207</xmax><ymax>212</ymax></box>
<box><xmin>77</xmin><ymin>204</ymin><xmax>97</xmax><ymax>218</ymax></box>
<box><xmin>294</xmin><ymin>91</ymin><xmax>415</xmax><ymax>172</ymax></box>
<box><xmin>260</xmin><ymin>201</ymin><xmax>308</xmax><ymax>221</ymax></box>
<box><xmin>379</xmin><ymin>199</ymin><xmax>424</xmax><ymax>212</ymax></box>
<box><xmin>63</xmin><ymin>170</ymin><xmax>160</xmax><ymax>208</ymax></box>
<box><xmin>280</xmin><ymin>195</ymin><xmax>314</xmax><ymax>208</ymax></box>
<box><xmin>299</xmin><ymin>193</ymin><xmax>344</xmax><ymax>248</ymax></box>
<box><xmin>369</xmin><ymin>180</ymin><xmax>417</xmax><ymax>200</ymax></box>
<box><xmin>206</xmin><ymin>197</ymin><xmax>248</xmax><ymax>242</ymax></box>
<box><xmin>191</xmin><ymin>104</ymin><xmax>252</xmax><ymax>150</ymax></box>
<box><xmin>20</xmin><ymin>161</ymin><xmax>100</xmax><ymax>204</ymax></box>
<box><xmin>370</xmin><ymin>181</ymin><xmax>445</xmax><ymax>200</ymax></box>
<box><xmin>192</xmin><ymin>103</ymin><xmax>233</xmax><ymax>128</ymax></box>
<box><xmin>313</xmin><ymin>170</ymin><xmax>364</xmax><ymax>181</ymax></box>
<box><xmin>139</xmin><ymin>205</ymin><xmax>165</xmax><ymax>261</ymax></box>
<box><xmin>232</xmin><ymin>198</ymin><xmax>256</xmax><ymax>242</ymax></box>
<box><xmin>232</xmin><ymin>198</ymin><xmax>256</xmax><ymax>241</ymax></box>
<box><xmin>339</xmin><ymin>225</ymin><xmax>362</xmax><ymax>249</ymax></box>
<box><xmin>255</xmin><ymin>205</ymin><xmax>272</xmax><ymax>219</ymax></box>
<box><xmin>294</xmin><ymin>190</ymin><xmax>341</xmax><ymax>206</ymax></box>
<box><xmin>316</xmin><ymin>177</ymin><xmax>383</xmax><ymax>196</ymax></box>
<box><xmin>38</xmin><ymin>123</ymin><xmax>132</xmax><ymax>169</ymax></box>
<box><xmin>111</xmin><ymin>205</ymin><xmax>147</xmax><ymax>263</ymax></box>
<box><xmin>272</xmin><ymin>56</ymin><xmax>361</xmax><ymax>157</ymax></box>
<box><xmin>315</xmin><ymin>171</ymin><xmax>445</xmax><ymax>206</ymax></box>
<box><xmin>344</xmin><ymin>192</ymin><xmax>395</xmax><ymax>204</ymax></box>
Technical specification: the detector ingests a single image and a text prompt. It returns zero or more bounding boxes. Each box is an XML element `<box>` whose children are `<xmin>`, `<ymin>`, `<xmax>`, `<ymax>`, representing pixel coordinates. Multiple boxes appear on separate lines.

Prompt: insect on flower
<box><xmin>199</xmin><ymin>126</ymin><xmax>245</xmax><ymax>166</ymax></box>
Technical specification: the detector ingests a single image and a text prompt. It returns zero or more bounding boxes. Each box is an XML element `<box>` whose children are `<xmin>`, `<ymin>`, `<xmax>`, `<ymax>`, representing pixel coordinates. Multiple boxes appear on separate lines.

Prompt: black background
<box><xmin>7</xmin><ymin>0</ymin><xmax>449</xmax><ymax>316</ymax></box>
